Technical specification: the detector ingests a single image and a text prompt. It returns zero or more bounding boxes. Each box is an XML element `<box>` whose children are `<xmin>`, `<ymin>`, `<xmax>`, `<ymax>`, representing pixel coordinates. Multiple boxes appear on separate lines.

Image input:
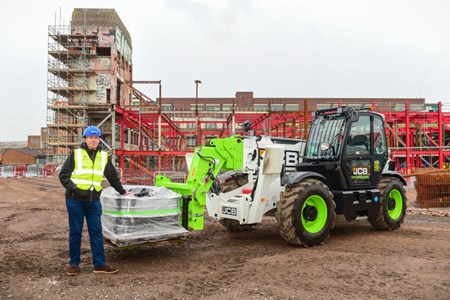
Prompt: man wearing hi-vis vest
<box><xmin>59</xmin><ymin>126</ymin><xmax>132</xmax><ymax>276</ymax></box>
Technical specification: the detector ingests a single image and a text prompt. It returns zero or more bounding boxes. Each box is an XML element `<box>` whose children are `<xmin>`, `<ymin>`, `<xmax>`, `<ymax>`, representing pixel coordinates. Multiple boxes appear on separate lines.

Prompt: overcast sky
<box><xmin>0</xmin><ymin>0</ymin><xmax>449</xmax><ymax>141</ymax></box>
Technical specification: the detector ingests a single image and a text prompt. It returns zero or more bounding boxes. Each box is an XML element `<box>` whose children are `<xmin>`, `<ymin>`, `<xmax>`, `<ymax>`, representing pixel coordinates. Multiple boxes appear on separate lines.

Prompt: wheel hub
<box><xmin>303</xmin><ymin>205</ymin><xmax>318</xmax><ymax>221</ymax></box>
<box><xmin>388</xmin><ymin>197</ymin><xmax>396</xmax><ymax>210</ymax></box>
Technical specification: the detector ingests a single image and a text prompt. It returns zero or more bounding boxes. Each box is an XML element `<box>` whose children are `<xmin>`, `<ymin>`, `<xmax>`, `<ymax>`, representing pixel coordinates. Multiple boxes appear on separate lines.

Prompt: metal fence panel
<box><xmin>414</xmin><ymin>169</ymin><xmax>450</xmax><ymax>208</ymax></box>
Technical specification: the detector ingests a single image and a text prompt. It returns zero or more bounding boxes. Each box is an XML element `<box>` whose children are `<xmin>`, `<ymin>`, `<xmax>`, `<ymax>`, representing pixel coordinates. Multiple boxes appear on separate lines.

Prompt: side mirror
<box><xmin>242</xmin><ymin>120</ymin><xmax>252</xmax><ymax>132</ymax></box>
<box><xmin>350</xmin><ymin>110</ymin><xmax>359</xmax><ymax>122</ymax></box>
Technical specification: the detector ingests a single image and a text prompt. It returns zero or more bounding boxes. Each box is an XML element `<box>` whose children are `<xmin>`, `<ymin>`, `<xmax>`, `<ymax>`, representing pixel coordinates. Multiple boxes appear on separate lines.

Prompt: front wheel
<box><xmin>276</xmin><ymin>179</ymin><xmax>336</xmax><ymax>247</ymax></box>
<box><xmin>368</xmin><ymin>177</ymin><xmax>407</xmax><ymax>230</ymax></box>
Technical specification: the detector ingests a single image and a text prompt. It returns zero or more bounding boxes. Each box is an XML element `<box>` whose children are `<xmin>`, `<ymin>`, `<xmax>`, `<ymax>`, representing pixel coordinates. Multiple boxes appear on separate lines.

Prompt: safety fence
<box><xmin>122</xmin><ymin>167</ymin><xmax>186</xmax><ymax>186</ymax></box>
<box><xmin>154</xmin><ymin>171</ymin><xmax>187</xmax><ymax>184</ymax></box>
<box><xmin>0</xmin><ymin>165</ymin><xmax>15</xmax><ymax>178</ymax></box>
<box><xmin>413</xmin><ymin>169</ymin><xmax>450</xmax><ymax>208</ymax></box>
<box><xmin>124</xmin><ymin>168</ymin><xmax>155</xmax><ymax>185</ymax></box>
<box><xmin>1</xmin><ymin>163</ymin><xmax>449</xmax><ymax>209</ymax></box>
<box><xmin>0</xmin><ymin>164</ymin><xmax>60</xmax><ymax>178</ymax></box>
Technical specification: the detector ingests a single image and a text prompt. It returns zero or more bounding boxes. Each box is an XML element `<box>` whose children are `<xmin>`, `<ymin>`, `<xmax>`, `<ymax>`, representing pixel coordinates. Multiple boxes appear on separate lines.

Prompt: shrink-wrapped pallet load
<box><xmin>100</xmin><ymin>185</ymin><xmax>188</xmax><ymax>247</ymax></box>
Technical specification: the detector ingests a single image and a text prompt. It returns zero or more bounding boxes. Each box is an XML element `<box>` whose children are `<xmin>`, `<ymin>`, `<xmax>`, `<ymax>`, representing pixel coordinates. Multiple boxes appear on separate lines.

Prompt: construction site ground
<box><xmin>0</xmin><ymin>178</ymin><xmax>449</xmax><ymax>300</ymax></box>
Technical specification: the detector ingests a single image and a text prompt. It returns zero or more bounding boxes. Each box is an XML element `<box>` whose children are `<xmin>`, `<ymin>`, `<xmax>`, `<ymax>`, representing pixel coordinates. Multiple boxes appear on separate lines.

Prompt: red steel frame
<box><xmin>382</xmin><ymin>102</ymin><xmax>450</xmax><ymax>173</ymax></box>
<box><xmin>114</xmin><ymin>101</ymin><xmax>450</xmax><ymax>179</ymax></box>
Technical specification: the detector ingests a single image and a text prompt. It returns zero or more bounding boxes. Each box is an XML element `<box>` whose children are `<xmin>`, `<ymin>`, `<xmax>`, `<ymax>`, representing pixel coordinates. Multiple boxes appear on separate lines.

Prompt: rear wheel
<box><xmin>368</xmin><ymin>177</ymin><xmax>406</xmax><ymax>230</ymax></box>
<box><xmin>276</xmin><ymin>179</ymin><xmax>335</xmax><ymax>247</ymax></box>
<box><xmin>219</xmin><ymin>219</ymin><xmax>256</xmax><ymax>232</ymax></box>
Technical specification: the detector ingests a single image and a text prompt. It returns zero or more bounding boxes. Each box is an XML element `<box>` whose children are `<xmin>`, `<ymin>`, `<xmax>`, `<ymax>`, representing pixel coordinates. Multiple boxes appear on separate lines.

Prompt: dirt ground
<box><xmin>0</xmin><ymin>178</ymin><xmax>449</xmax><ymax>300</ymax></box>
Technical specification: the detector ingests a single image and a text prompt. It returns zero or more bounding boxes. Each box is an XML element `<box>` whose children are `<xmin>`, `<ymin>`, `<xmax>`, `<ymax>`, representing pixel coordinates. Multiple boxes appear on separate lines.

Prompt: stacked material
<box><xmin>414</xmin><ymin>170</ymin><xmax>450</xmax><ymax>208</ymax></box>
<box><xmin>100</xmin><ymin>185</ymin><xmax>188</xmax><ymax>247</ymax></box>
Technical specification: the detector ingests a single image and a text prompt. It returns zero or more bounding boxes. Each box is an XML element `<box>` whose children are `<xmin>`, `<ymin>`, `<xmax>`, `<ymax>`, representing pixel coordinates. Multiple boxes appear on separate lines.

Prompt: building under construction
<box><xmin>47</xmin><ymin>9</ymin><xmax>450</xmax><ymax>182</ymax></box>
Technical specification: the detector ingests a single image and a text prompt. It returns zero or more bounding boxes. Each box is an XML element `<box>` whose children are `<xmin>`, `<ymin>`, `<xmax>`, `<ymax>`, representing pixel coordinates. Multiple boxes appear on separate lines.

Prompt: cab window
<box><xmin>374</xmin><ymin>116</ymin><xmax>387</xmax><ymax>155</ymax></box>
<box><xmin>346</xmin><ymin>115</ymin><xmax>371</xmax><ymax>156</ymax></box>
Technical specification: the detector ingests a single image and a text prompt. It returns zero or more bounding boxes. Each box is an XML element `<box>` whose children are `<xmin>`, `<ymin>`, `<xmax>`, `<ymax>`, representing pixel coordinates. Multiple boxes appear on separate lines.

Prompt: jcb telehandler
<box><xmin>156</xmin><ymin>107</ymin><xmax>407</xmax><ymax>246</ymax></box>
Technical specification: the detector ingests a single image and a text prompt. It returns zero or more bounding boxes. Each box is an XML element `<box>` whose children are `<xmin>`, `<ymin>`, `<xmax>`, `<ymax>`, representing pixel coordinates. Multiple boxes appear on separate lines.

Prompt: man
<box><xmin>59</xmin><ymin>126</ymin><xmax>131</xmax><ymax>276</ymax></box>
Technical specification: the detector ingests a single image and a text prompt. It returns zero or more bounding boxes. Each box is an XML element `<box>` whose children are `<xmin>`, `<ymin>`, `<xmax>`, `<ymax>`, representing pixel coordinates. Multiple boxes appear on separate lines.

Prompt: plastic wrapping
<box><xmin>100</xmin><ymin>185</ymin><xmax>188</xmax><ymax>247</ymax></box>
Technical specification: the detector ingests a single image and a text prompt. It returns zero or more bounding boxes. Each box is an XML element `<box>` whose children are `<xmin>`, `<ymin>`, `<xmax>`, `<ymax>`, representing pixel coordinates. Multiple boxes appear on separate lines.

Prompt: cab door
<box><xmin>371</xmin><ymin>115</ymin><xmax>388</xmax><ymax>185</ymax></box>
<box><xmin>342</xmin><ymin>114</ymin><xmax>376</xmax><ymax>189</ymax></box>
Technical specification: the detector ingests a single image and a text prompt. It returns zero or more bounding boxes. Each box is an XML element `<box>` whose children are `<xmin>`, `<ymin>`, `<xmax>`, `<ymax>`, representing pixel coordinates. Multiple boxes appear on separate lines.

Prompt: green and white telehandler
<box><xmin>155</xmin><ymin>107</ymin><xmax>407</xmax><ymax>246</ymax></box>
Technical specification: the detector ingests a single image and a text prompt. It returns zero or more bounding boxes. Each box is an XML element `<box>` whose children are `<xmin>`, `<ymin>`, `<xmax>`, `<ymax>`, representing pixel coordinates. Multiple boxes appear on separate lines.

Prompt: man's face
<box><xmin>85</xmin><ymin>136</ymin><xmax>100</xmax><ymax>150</ymax></box>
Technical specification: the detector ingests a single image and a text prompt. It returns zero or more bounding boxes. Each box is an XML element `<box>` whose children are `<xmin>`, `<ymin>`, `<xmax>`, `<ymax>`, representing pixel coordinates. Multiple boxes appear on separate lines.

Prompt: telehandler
<box><xmin>155</xmin><ymin>106</ymin><xmax>407</xmax><ymax>246</ymax></box>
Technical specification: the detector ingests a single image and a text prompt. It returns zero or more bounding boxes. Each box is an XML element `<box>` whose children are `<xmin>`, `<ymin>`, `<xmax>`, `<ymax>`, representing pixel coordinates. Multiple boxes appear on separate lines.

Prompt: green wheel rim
<box><xmin>301</xmin><ymin>195</ymin><xmax>328</xmax><ymax>234</ymax></box>
<box><xmin>387</xmin><ymin>189</ymin><xmax>403</xmax><ymax>220</ymax></box>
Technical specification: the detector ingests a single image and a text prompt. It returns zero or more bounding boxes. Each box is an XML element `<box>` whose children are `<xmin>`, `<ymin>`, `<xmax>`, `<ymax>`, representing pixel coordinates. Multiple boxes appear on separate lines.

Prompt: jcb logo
<box><xmin>222</xmin><ymin>206</ymin><xmax>237</xmax><ymax>216</ymax></box>
<box><xmin>285</xmin><ymin>151</ymin><xmax>300</xmax><ymax>168</ymax></box>
<box><xmin>352</xmin><ymin>167</ymin><xmax>369</xmax><ymax>175</ymax></box>
<box><xmin>260</xmin><ymin>149</ymin><xmax>300</xmax><ymax>168</ymax></box>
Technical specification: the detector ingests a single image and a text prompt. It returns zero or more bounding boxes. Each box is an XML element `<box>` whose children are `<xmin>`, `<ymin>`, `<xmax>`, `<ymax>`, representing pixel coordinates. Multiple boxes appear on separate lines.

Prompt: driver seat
<box><xmin>350</xmin><ymin>135</ymin><xmax>368</xmax><ymax>150</ymax></box>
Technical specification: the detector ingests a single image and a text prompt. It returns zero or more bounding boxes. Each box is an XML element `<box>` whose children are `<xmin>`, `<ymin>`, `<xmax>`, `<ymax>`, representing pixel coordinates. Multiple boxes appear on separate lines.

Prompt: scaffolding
<box><xmin>46</xmin><ymin>9</ymin><xmax>134</xmax><ymax>165</ymax></box>
<box><xmin>46</xmin><ymin>24</ymin><xmax>93</xmax><ymax>162</ymax></box>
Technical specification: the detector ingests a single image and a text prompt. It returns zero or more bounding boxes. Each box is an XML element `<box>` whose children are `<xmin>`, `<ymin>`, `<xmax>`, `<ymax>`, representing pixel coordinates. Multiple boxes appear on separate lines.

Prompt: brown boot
<box><xmin>66</xmin><ymin>265</ymin><xmax>80</xmax><ymax>276</ymax></box>
<box><xmin>93</xmin><ymin>265</ymin><xmax>119</xmax><ymax>274</ymax></box>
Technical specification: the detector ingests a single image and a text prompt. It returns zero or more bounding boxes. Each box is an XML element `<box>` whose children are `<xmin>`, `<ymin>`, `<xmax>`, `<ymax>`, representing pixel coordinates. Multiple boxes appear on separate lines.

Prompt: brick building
<box><xmin>161</xmin><ymin>92</ymin><xmax>425</xmax><ymax>112</ymax></box>
<box><xmin>1</xmin><ymin>148</ymin><xmax>47</xmax><ymax>165</ymax></box>
<box><xmin>27</xmin><ymin>135</ymin><xmax>41</xmax><ymax>149</ymax></box>
<box><xmin>159</xmin><ymin>91</ymin><xmax>427</xmax><ymax>147</ymax></box>
<box><xmin>26</xmin><ymin>128</ymin><xmax>48</xmax><ymax>149</ymax></box>
<box><xmin>0</xmin><ymin>149</ymin><xmax>5</xmax><ymax>165</ymax></box>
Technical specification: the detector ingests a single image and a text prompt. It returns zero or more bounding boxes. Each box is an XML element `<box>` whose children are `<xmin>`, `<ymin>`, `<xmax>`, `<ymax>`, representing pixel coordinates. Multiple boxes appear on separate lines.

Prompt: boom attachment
<box><xmin>155</xmin><ymin>136</ymin><xmax>246</xmax><ymax>230</ymax></box>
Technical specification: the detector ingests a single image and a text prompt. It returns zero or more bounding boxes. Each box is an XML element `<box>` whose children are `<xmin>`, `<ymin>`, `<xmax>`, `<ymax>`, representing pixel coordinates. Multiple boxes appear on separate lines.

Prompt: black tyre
<box><xmin>220</xmin><ymin>174</ymin><xmax>248</xmax><ymax>193</ymax></box>
<box><xmin>219</xmin><ymin>219</ymin><xmax>256</xmax><ymax>232</ymax></box>
<box><xmin>276</xmin><ymin>179</ymin><xmax>336</xmax><ymax>247</ymax></box>
<box><xmin>369</xmin><ymin>177</ymin><xmax>407</xmax><ymax>230</ymax></box>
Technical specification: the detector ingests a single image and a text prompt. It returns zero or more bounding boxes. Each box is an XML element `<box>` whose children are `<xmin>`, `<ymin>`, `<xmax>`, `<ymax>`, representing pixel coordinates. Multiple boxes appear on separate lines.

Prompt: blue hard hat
<box><xmin>83</xmin><ymin>126</ymin><xmax>102</xmax><ymax>138</ymax></box>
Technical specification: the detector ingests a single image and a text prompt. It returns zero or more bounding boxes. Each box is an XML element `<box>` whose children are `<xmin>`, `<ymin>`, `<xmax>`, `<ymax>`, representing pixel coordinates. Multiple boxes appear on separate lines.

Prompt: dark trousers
<box><xmin>66</xmin><ymin>197</ymin><xmax>105</xmax><ymax>268</ymax></box>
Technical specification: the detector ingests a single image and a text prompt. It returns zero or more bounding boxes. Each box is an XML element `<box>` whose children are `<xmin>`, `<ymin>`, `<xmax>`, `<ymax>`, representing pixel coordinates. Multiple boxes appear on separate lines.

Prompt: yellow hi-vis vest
<box><xmin>70</xmin><ymin>148</ymin><xmax>108</xmax><ymax>192</ymax></box>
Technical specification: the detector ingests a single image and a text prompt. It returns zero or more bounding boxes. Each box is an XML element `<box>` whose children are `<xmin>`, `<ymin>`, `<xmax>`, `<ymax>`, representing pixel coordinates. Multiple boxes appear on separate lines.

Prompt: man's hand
<box><xmin>123</xmin><ymin>191</ymin><xmax>134</xmax><ymax>196</ymax></box>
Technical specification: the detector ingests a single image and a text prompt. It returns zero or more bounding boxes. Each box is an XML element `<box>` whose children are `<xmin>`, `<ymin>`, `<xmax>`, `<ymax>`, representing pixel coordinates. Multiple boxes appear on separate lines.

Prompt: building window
<box><xmin>190</xmin><ymin>104</ymin><xmax>204</xmax><ymax>111</ymax></box>
<box><xmin>205</xmin><ymin>104</ymin><xmax>221</xmax><ymax>111</ymax></box>
<box><xmin>187</xmin><ymin>136</ymin><xmax>197</xmax><ymax>147</ymax></box>
<box><xmin>96</xmin><ymin>47</ymin><xmax>111</xmax><ymax>56</ymax></box>
<box><xmin>203</xmin><ymin>123</ymin><xmax>217</xmax><ymax>129</ymax></box>
<box><xmin>271</xmin><ymin>104</ymin><xmax>284</xmax><ymax>111</ymax></box>
<box><xmin>285</xmin><ymin>104</ymin><xmax>298</xmax><ymax>111</ymax></box>
<box><xmin>317</xmin><ymin>104</ymin><xmax>336</xmax><ymax>110</ymax></box>
<box><xmin>254</xmin><ymin>104</ymin><xmax>268</xmax><ymax>111</ymax></box>
<box><xmin>222</xmin><ymin>104</ymin><xmax>233</xmax><ymax>111</ymax></box>
<box><xmin>162</xmin><ymin>104</ymin><xmax>173</xmax><ymax>111</ymax></box>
